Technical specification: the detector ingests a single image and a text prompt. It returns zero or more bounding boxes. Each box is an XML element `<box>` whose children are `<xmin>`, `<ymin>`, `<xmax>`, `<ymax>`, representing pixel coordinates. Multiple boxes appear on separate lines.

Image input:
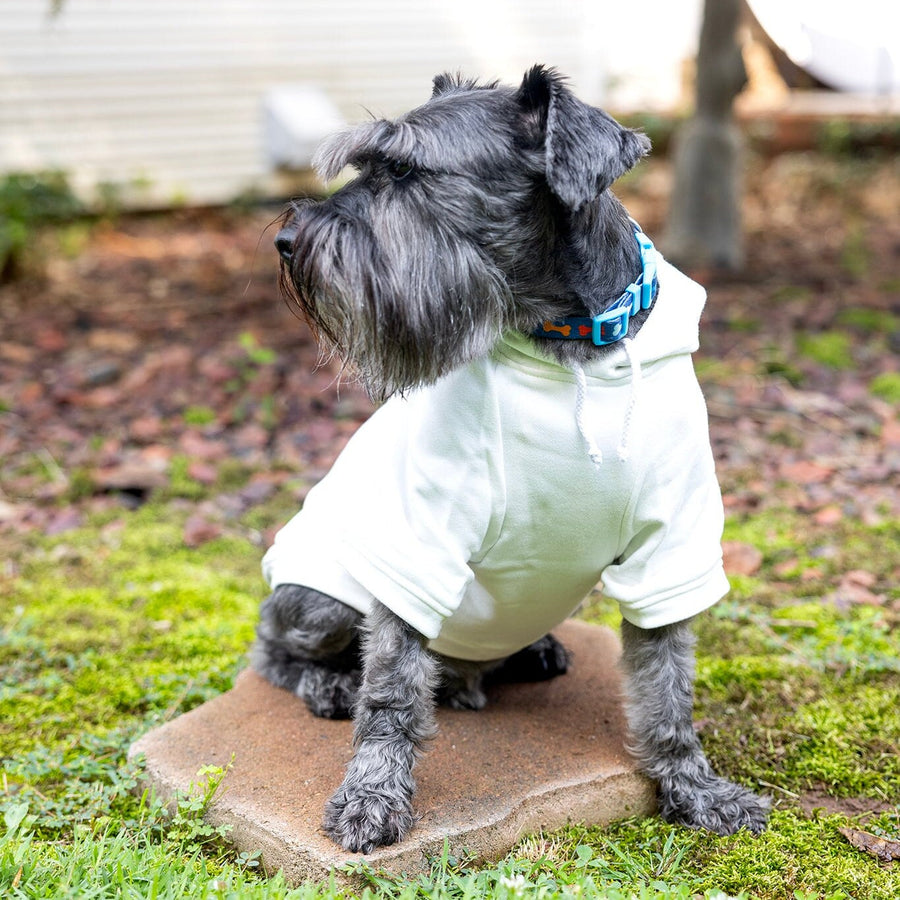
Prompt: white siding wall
<box><xmin>0</xmin><ymin>0</ymin><xmax>700</xmax><ymax>207</ymax></box>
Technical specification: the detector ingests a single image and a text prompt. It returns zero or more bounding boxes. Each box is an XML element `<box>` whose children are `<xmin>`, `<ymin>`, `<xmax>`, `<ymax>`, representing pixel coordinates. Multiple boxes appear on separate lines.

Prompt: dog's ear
<box><xmin>516</xmin><ymin>65</ymin><xmax>650</xmax><ymax>210</ymax></box>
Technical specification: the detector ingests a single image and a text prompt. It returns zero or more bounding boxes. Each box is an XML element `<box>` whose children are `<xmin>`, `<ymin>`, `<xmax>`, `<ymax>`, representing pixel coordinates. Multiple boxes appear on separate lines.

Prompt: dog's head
<box><xmin>277</xmin><ymin>65</ymin><xmax>649</xmax><ymax>399</ymax></box>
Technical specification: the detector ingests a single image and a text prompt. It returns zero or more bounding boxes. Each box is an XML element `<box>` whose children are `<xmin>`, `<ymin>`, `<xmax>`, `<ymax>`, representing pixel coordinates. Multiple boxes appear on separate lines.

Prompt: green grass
<box><xmin>183</xmin><ymin>406</ymin><xmax>218</xmax><ymax>426</ymax></box>
<box><xmin>836</xmin><ymin>308</ymin><xmax>899</xmax><ymax>335</ymax></box>
<box><xmin>3</xmin><ymin>500</ymin><xmax>900</xmax><ymax>898</ymax></box>
<box><xmin>796</xmin><ymin>332</ymin><xmax>854</xmax><ymax>370</ymax></box>
<box><xmin>869</xmin><ymin>372</ymin><xmax>900</xmax><ymax>405</ymax></box>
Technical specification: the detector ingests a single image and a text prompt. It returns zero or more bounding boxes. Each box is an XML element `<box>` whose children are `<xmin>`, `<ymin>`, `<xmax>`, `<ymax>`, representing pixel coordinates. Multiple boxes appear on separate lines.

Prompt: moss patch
<box><xmin>796</xmin><ymin>332</ymin><xmax>854</xmax><ymax>370</ymax></box>
<box><xmin>869</xmin><ymin>372</ymin><xmax>900</xmax><ymax>405</ymax></box>
<box><xmin>0</xmin><ymin>504</ymin><xmax>261</xmax><ymax>761</ymax></box>
<box><xmin>4</xmin><ymin>494</ymin><xmax>900</xmax><ymax>898</ymax></box>
<box><xmin>509</xmin><ymin>810</ymin><xmax>900</xmax><ymax>900</ymax></box>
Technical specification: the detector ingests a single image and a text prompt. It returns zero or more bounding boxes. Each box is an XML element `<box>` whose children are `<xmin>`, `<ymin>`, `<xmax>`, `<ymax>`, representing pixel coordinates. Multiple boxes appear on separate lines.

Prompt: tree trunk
<box><xmin>664</xmin><ymin>0</ymin><xmax>748</xmax><ymax>270</ymax></box>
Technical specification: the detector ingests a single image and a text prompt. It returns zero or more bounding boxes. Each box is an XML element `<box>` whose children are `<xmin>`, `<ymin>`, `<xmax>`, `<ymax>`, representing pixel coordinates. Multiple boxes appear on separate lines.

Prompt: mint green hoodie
<box><xmin>263</xmin><ymin>257</ymin><xmax>728</xmax><ymax>661</ymax></box>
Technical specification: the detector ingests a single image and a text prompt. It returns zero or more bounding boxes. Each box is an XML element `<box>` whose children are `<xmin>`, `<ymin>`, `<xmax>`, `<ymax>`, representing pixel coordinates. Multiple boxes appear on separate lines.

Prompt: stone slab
<box><xmin>129</xmin><ymin>620</ymin><xmax>654</xmax><ymax>883</ymax></box>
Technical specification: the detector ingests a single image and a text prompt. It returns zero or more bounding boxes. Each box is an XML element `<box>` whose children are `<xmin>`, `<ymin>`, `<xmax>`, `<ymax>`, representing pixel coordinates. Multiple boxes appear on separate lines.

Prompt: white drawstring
<box><xmin>617</xmin><ymin>338</ymin><xmax>642</xmax><ymax>462</ymax></box>
<box><xmin>572</xmin><ymin>362</ymin><xmax>604</xmax><ymax>467</ymax></box>
<box><xmin>573</xmin><ymin>337</ymin><xmax>643</xmax><ymax>468</ymax></box>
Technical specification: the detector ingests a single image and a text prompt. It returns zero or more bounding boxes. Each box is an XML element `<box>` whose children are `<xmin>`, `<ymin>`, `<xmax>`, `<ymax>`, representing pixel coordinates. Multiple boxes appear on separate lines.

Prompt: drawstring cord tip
<box><xmin>573</xmin><ymin>338</ymin><xmax>642</xmax><ymax>469</ymax></box>
<box><xmin>572</xmin><ymin>362</ymin><xmax>604</xmax><ymax>467</ymax></box>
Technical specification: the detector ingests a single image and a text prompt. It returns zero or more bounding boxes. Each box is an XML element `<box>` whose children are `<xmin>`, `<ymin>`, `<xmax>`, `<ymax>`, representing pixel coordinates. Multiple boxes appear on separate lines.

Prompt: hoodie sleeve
<box><xmin>262</xmin><ymin>366</ymin><xmax>502</xmax><ymax>639</ymax></box>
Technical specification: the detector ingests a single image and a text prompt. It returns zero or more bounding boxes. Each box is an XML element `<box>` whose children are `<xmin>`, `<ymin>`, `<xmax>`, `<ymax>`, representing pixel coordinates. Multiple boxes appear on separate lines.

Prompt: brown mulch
<box><xmin>1</xmin><ymin>154</ymin><xmax>898</xmax><ymax>555</ymax></box>
<box><xmin>798</xmin><ymin>791</ymin><xmax>896</xmax><ymax>820</ymax></box>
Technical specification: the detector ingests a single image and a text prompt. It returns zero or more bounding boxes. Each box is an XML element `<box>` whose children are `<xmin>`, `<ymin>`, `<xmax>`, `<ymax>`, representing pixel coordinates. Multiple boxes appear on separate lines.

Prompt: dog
<box><xmin>253</xmin><ymin>65</ymin><xmax>770</xmax><ymax>853</ymax></box>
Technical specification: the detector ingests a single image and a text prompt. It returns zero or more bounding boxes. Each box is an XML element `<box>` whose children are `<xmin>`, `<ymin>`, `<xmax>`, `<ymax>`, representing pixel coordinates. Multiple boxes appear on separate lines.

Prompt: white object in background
<box><xmin>748</xmin><ymin>0</ymin><xmax>900</xmax><ymax>93</ymax></box>
<box><xmin>264</xmin><ymin>86</ymin><xmax>346</xmax><ymax>170</ymax></box>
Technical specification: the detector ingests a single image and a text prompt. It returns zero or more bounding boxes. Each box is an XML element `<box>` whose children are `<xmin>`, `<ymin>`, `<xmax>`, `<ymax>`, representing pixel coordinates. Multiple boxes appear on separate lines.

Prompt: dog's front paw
<box><xmin>323</xmin><ymin>784</ymin><xmax>414</xmax><ymax>853</ymax></box>
<box><xmin>659</xmin><ymin>774</ymin><xmax>770</xmax><ymax>836</ymax></box>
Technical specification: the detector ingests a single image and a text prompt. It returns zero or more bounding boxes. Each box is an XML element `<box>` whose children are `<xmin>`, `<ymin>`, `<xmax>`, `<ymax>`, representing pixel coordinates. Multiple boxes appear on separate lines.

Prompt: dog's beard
<box><xmin>280</xmin><ymin>209</ymin><xmax>512</xmax><ymax>401</ymax></box>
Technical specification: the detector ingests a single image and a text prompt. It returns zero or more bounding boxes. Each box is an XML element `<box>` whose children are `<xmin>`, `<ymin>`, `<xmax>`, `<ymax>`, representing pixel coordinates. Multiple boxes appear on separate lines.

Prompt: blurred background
<box><xmin>0</xmin><ymin>0</ymin><xmax>898</xmax><ymax>536</ymax></box>
<box><xmin>1</xmin><ymin>0</ymin><xmax>897</xmax><ymax>209</ymax></box>
<box><xmin>2</xmin><ymin>0</ymin><xmax>706</xmax><ymax>208</ymax></box>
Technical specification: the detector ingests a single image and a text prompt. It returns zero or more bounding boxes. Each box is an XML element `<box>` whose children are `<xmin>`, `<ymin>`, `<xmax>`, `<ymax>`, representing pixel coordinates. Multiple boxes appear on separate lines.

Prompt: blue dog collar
<box><xmin>534</xmin><ymin>222</ymin><xmax>658</xmax><ymax>346</ymax></box>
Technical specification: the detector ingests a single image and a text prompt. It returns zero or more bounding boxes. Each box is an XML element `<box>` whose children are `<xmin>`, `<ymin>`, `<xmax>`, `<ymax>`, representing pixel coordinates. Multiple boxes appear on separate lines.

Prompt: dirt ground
<box><xmin>1</xmin><ymin>152</ymin><xmax>898</xmax><ymax>554</ymax></box>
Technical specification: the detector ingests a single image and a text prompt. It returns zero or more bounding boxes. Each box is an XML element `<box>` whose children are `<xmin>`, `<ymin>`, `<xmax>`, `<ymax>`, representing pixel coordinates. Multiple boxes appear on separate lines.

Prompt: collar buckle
<box><xmin>592</xmin><ymin>290</ymin><xmax>634</xmax><ymax>345</ymax></box>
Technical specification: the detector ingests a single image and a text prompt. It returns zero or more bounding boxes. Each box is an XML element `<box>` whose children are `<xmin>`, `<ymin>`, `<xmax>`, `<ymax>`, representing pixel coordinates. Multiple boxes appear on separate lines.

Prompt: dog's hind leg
<box><xmin>620</xmin><ymin>618</ymin><xmax>770</xmax><ymax>835</ymax></box>
<box><xmin>437</xmin><ymin>633</ymin><xmax>571</xmax><ymax>711</ymax></box>
<box><xmin>435</xmin><ymin>656</ymin><xmax>491</xmax><ymax>710</ymax></box>
<box><xmin>323</xmin><ymin>601</ymin><xmax>438</xmax><ymax>852</ymax></box>
<box><xmin>251</xmin><ymin>584</ymin><xmax>362</xmax><ymax>719</ymax></box>
<box><xmin>489</xmin><ymin>632</ymin><xmax>570</xmax><ymax>684</ymax></box>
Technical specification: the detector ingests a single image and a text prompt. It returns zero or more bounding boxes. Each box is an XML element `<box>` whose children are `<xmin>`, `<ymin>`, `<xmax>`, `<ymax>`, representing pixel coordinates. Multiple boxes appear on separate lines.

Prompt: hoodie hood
<box><xmin>500</xmin><ymin>256</ymin><xmax>708</xmax><ymax>381</ymax></box>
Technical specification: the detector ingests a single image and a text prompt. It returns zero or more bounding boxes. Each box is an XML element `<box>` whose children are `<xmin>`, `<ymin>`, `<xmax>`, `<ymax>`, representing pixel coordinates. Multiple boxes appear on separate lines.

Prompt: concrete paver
<box><xmin>130</xmin><ymin>619</ymin><xmax>654</xmax><ymax>883</ymax></box>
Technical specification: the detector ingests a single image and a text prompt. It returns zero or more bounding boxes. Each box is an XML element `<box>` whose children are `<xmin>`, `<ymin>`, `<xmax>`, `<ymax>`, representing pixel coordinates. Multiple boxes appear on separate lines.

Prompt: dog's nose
<box><xmin>275</xmin><ymin>227</ymin><xmax>296</xmax><ymax>263</ymax></box>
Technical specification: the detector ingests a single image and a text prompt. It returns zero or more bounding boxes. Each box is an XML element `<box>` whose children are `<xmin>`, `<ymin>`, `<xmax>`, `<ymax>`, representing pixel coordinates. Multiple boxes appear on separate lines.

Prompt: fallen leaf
<box><xmin>35</xmin><ymin>327</ymin><xmax>67</xmax><ymax>352</ymax></box>
<box><xmin>87</xmin><ymin>329</ymin><xmax>140</xmax><ymax>352</ymax></box>
<box><xmin>187</xmin><ymin>461</ymin><xmax>219</xmax><ymax>485</ymax></box>
<box><xmin>838</xmin><ymin>826</ymin><xmax>900</xmax><ymax>863</ymax></box>
<box><xmin>831</xmin><ymin>570</ymin><xmax>885</xmax><ymax>607</ymax></box>
<box><xmin>45</xmin><ymin>508</ymin><xmax>84</xmax><ymax>535</ymax></box>
<box><xmin>139</xmin><ymin>444</ymin><xmax>174</xmax><ymax>465</ymax></box>
<box><xmin>813</xmin><ymin>505</ymin><xmax>843</xmax><ymax>526</ymax></box>
<box><xmin>722</xmin><ymin>541</ymin><xmax>763</xmax><ymax>576</ymax></box>
<box><xmin>183</xmin><ymin>515</ymin><xmax>223</xmax><ymax>548</ymax></box>
<box><xmin>82</xmin><ymin>386</ymin><xmax>123</xmax><ymax>409</ymax></box>
<box><xmin>93</xmin><ymin>461</ymin><xmax>169</xmax><ymax>492</ymax></box>
<box><xmin>234</xmin><ymin>423</ymin><xmax>269</xmax><ymax>450</ymax></box>
<box><xmin>0</xmin><ymin>500</ymin><xmax>19</xmax><ymax>523</ymax></box>
<box><xmin>130</xmin><ymin>416</ymin><xmax>164</xmax><ymax>442</ymax></box>
<box><xmin>0</xmin><ymin>342</ymin><xmax>35</xmax><ymax>364</ymax></box>
<box><xmin>781</xmin><ymin>460</ymin><xmax>834</xmax><ymax>485</ymax></box>
<box><xmin>179</xmin><ymin>431</ymin><xmax>228</xmax><ymax>461</ymax></box>
<box><xmin>773</xmin><ymin>557</ymin><xmax>799</xmax><ymax>577</ymax></box>
<box><xmin>18</xmin><ymin>381</ymin><xmax>45</xmax><ymax>405</ymax></box>
<box><xmin>239</xmin><ymin>479</ymin><xmax>276</xmax><ymax>504</ymax></box>
<box><xmin>881</xmin><ymin>418</ymin><xmax>900</xmax><ymax>449</ymax></box>
<box><xmin>844</xmin><ymin>570</ymin><xmax>877</xmax><ymax>589</ymax></box>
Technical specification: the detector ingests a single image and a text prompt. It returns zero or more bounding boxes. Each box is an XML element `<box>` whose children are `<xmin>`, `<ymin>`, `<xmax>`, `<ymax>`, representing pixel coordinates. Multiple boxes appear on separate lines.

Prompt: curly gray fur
<box><xmin>276</xmin><ymin>65</ymin><xmax>651</xmax><ymax>400</ymax></box>
<box><xmin>620</xmin><ymin>619</ymin><xmax>770</xmax><ymax>834</ymax></box>
<box><xmin>259</xmin><ymin>64</ymin><xmax>769</xmax><ymax>851</ymax></box>
<box><xmin>251</xmin><ymin>584</ymin><xmax>362</xmax><ymax>719</ymax></box>
<box><xmin>322</xmin><ymin>602</ymin><xmax>438</xmax><ymax>852</ymax></box>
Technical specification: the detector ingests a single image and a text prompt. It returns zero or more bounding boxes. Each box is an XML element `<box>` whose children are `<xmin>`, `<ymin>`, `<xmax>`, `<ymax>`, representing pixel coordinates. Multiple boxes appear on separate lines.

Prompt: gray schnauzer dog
<box><xmin>254</xmin><ymin>65</ymin><xmax>770</xmax><ymax>853</ymax></box>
